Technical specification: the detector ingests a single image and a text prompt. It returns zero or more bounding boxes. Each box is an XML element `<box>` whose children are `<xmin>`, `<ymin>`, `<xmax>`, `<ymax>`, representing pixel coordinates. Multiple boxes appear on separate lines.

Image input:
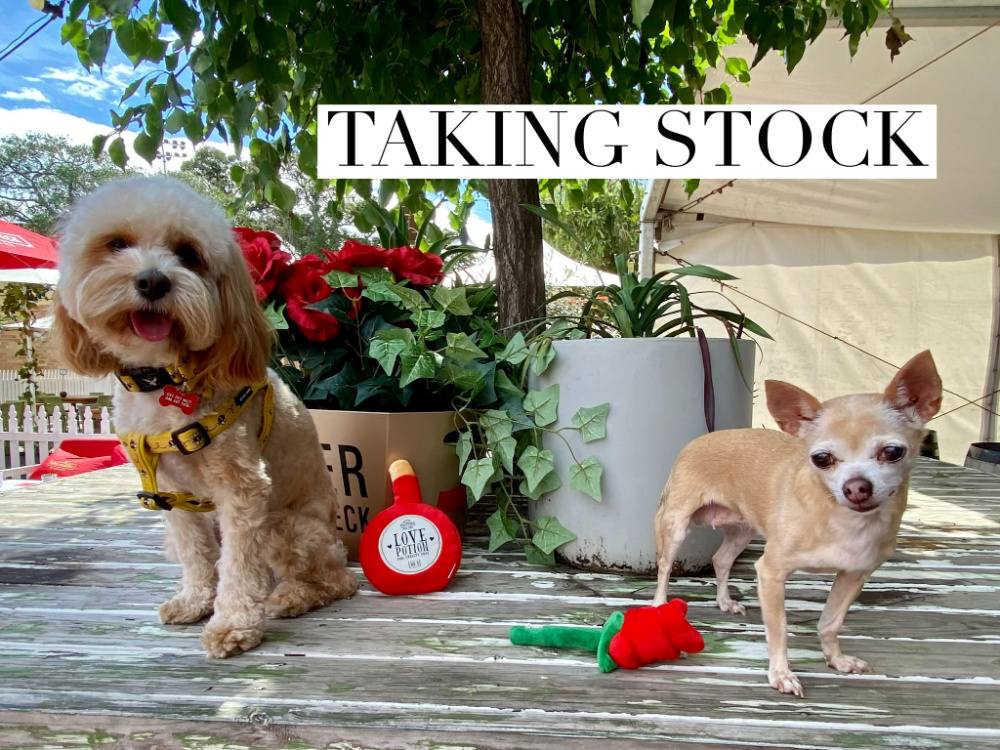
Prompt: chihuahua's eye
<box><xmin>811</xmin><ymin>451</ymin><xmax>835</xmax><ymax>469</ymax></box>
<box><xmin>174</xmin><ymin>243</ymin><xmax>202</xmax><ymax>269</ymax></box>
<box><xmin>880</xmin><ymin>445</ymin><xmax>906</xmax><ymax>463</ymax></box>
<box><xmin>107</xmin><ymin>238</ymin><xmax>129</xmax><ymax>251</ymax></box>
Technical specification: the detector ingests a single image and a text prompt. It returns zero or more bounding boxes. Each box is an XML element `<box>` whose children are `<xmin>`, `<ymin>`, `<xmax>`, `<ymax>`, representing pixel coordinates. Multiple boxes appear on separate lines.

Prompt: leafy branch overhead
<box><xmin>63</xmin><ymin>0</ymin><xmax>901</xmax><ymax>215</ymax></box>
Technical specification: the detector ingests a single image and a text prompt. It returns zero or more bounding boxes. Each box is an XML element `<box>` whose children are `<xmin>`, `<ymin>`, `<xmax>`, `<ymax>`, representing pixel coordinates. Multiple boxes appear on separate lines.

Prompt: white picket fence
<box><xmin>0</xmin><ymin>369</ymin><xmax>115</xmax><ymax>402</ymax></box>
<box><xmin>0</xmin><ymin>403</ymin><xmax>115</xmax><ymax>484</ymax></box>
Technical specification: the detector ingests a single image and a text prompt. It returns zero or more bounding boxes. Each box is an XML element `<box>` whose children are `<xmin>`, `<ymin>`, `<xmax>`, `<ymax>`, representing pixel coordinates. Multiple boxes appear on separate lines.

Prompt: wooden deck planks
<box><xmin>1</xmin><ymin>459</ymin><xmax>999</xmax><ymax>749</ymax></box>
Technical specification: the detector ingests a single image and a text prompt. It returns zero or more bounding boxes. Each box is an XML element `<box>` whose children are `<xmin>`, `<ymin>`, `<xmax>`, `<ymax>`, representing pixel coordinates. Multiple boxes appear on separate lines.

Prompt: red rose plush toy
<box><xmin>509</xmin><ymin>599</ymin><xmax>704</xmax><ymax>672</ymax></box>
<box><xmin>359</xmin><ymin>459</ymin><xmax>462</xmax><ymax>595</ymax></box>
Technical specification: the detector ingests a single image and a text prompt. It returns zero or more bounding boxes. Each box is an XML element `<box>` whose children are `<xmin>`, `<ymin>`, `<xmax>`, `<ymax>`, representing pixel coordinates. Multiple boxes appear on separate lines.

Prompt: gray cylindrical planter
<box><xmin>531</xmin><ymin>337</ymin><xmax>756</xmax><ymax>575</ymax></box>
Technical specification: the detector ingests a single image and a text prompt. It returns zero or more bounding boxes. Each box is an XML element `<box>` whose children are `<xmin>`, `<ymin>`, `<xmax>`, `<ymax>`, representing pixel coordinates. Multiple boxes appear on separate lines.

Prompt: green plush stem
<box><xmin>509</xmin><ymin>625</ymin><xmax>602</xmax><ymax>652</ymax></box>
<box><xmin>596</xmin><ymin>610</ymin><xmax>625</xmax><ymax>673</ymax></box>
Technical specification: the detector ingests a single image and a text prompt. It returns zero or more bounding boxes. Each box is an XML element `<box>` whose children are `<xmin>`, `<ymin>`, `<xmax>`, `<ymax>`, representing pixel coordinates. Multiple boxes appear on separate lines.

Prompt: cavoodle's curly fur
<box><xmin>52</xmin><ymin>176</ymin><xmax>357</xmax><ymax>658</ymax></box>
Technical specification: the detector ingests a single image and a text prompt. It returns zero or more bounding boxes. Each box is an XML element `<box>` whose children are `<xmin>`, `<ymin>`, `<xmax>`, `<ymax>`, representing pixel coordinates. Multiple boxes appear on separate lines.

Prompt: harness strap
<box><xmin>120</xmin><ymin>382</ymin><xmax>275</xmax><ymax>513</ymax></box>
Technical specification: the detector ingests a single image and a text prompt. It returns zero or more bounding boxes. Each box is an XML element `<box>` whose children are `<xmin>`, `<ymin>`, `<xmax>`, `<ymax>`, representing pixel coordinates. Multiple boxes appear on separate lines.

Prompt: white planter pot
<box><xmin>531</xmin><ymin>338</ymin><xmax>756</xmax><ymax>574</ymax></box>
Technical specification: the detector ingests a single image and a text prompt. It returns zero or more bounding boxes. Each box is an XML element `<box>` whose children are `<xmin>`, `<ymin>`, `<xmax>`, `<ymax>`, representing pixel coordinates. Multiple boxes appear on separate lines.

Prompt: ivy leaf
<box><xmin>522</xmin><ymin>384</ymin><xmax>559</xmax><ymax>427</ymax></box>
<box><xmin>456</xmin><ymin>430</ymin><xmax>473</xmax><ymax>472</ymax></box>
<box><xmin>497</xmin><ymin>332</ymin><xmax>528</xmax><ymax>365</ymax></box>
<box><xmin>532</xmin><ymin>516</ymin><xmax>577</xmax><ymax>555</ymax></box>
<box><xmin>412</xmin><ymin>309</ymin><xmax>446</xmax><ymax>329</ymax></box>
<box><xmin>362</xmin><ymin>280</ymin><xmax>400</xmax><ymax>302</ymax></box>
<box><xmin>399</xmin><ymin>349</ymin><xmax>439</xmax><ymax>387</ymax></box>
<box><xmin>519</xmin><ymin>470</ymin><xmax>562</xmax><ymax>501</ymax></box>
<box><xmin>493</xmin><ymin>435</ymin><xmax>516</xmax><ymax>474</ymax></box>
<box><xmin>530</xmin><ymin>339</ymin><xmax>556</xmax><ymax>375</ymax></box>
<box><xmin>263</xmin><ymin>301</ymin><xmax>288</xmax><ymax>330</ymax></box>
<box><xmin>439</xmin><ymin>363</ymin><xmax>482</xmax><ymax>391</ymax></box>
<box><xmin>479</xmin><ymin>409</ymin><xmax>514</xmax><ymax>443</ymax></box>
<box><xmin>433</xmin><ymin>286</ymin><xmax>473</xmax><ymax>315</ymax></box>
<box><xmin>631</xmin><ymin>0</ymin><xmax>655</xmax><ymax>29</ymax></box>
<box><xmin>486</xmin><ymin>510</ymin><xmax>518</xmax><ymax>552</ymax></box>
<box><xmin>357</xmin><ymin>266</ymin><xmax>394</xmax><ymax>286</ymax></box>
<box><xmin>445</xmin><ymin>332</ymin><xmax>487</xmax><ymax>364</ymax></box>
<box><xmin>571</xmin><ymin>403</ymin><xmax>610</xmax><ymax>443</ymax></box>
<box><xmin>517</xmin><ymin>446</ymin><xmax>555</xmax><ymax>494</ymax></box>
<box><xmin>524</xmin><ymin>542</ymin><xmax>556</xmax><ymax>566</ymax></box>
<box><xmin>369</xmin><ymin>337</ymin><xmax>408</xmax><ymax>376</ymax></box>
<box><xmin>570</xmin><ymin>457</ymin><xmax>603</xmax><ymax>502</ymax></box>
<box><xmin>496</xmin><ymin>369</ymin><xmax>524</xmax><ymax>399</ymax></box>
<box><xmin>462</xmin><ymin>456</ymin><xmax>495</xmax><ymax>501</ymax></box>
<box><xmin>389</xmin><ymin>284</ymin><xmax>428</xmax><ymax>312</ymax></box>
<box><xmin>325</xmin><ymin>269</ymin><xmax>360</xmax><ymax>288</ymax></box>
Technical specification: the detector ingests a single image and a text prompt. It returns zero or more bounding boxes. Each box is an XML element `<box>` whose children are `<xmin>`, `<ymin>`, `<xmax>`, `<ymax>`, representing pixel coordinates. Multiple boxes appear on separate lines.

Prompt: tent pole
<box><xmin>981</xmin><ymin>234</ymin><xmax>1000</xmax><ymax>443</ymax></box>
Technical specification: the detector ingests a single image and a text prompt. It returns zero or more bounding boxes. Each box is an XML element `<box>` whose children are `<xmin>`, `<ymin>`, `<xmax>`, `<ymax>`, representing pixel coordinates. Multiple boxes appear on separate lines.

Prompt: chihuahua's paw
<box><xmin>717</xmin><ymin>597</ymin><xmax>746</xmax><ymax>616</ymax></box>
<box><xmin>828</xmin><ymin>654</ymin><xmax>872</xmax><ymax>674</ymax></box>
<box><xmin>159</xmin><ymin>594</ymin><xmax>213</xmax><ymax>624</ymax></box>
<box><xmin>769</xmin><ymin>668</ymin><xmax>805</xmax><ymax>698</ymax></box>
<box><xmin>201</xmin><ymin>617</ymin><xmax>264</xmax><ymax>658</ymax></box>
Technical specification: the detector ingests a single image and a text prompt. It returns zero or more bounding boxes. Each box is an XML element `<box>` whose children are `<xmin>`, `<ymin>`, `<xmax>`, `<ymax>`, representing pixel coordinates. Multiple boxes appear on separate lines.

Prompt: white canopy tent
<box><xmin>639</xmin><ymin>3</ymin><xmax>1000</xmax><ymax>463</ymax></box>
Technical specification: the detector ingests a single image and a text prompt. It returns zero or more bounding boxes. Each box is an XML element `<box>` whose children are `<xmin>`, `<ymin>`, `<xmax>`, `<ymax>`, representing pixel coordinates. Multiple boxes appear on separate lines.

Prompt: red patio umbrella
<box><xmin>0</xmin><ymin>220</ymin><xmax>58</xmax><ymax>270</ymax></box>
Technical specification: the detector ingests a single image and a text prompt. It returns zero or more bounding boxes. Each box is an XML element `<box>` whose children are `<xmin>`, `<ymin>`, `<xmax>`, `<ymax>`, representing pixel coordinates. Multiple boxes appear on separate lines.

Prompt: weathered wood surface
<box><xmin>1</xmin><ymin>461</ymin><xmax>999</xmax><ymax>749</ymax></box>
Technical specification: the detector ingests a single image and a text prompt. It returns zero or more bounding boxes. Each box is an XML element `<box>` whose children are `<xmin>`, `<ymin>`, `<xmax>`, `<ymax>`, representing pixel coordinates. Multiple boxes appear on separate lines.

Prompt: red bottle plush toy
<box><xmin>359</xmin><ymin>459</ymin><xmax>463</xmax><ymax>595</ymax></box>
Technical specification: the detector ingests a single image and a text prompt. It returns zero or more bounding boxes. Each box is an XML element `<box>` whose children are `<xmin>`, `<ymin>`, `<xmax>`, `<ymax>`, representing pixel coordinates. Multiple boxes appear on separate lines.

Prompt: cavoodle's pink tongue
<box><xmin>130</xmin><ymin>311</ymin><xmax>173</xmax><ymax>342</ymax></box>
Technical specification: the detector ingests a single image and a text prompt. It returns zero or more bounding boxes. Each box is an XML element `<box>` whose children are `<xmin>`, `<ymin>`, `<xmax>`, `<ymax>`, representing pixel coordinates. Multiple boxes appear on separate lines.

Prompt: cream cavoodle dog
<box><xmin>51</xmin><ymin>176</ymin><xmax>356</xmax><ymax>658</ymax></box>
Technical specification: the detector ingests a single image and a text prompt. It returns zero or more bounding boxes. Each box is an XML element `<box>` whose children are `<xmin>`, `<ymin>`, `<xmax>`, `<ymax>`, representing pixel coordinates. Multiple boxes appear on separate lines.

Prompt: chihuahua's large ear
<box><xmin>49</xmin><ymin>296</ymin><xmax>117</xmax><ymax>376</ymax></box>
<box><xmin>884</xmin><ymin>350</ymin><xmax>942</xmax><ymax>424</ymax></box>
<box><xmin>766</xmin><ymin>380</ymin><xmax>822</xmax><ymax>436</ymax></box>
<box><xmin>199</xmin><ymin>254</ymin><xmax>273</xmax><ymax>391</ymax></box>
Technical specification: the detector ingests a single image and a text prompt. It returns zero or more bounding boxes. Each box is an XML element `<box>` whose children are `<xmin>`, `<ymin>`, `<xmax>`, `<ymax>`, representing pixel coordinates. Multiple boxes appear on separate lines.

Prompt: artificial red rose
<box><xmin>233</xmin><ymin>227</ymin><xmax>290</xmax><ymax>303</ymax></box>
<box><xmin>279</xmin><ymin>257</ymin><xmax>341</xmax><ymax>342</ymax></box>
<box><xmin>325</xmin><ymin>240</ymin><xmax>391</xmax><ymax>272</ymax></box>
<box><xmin>388</xmin><ymin>245</ymin><xmax>444</xmax><ymax>287</ymax></box>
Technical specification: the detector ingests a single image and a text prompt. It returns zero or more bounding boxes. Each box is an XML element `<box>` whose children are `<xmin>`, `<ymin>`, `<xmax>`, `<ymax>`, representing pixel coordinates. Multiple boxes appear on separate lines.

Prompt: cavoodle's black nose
<box><xmin>134</xmin><ymin>270</ymin><xmax>172</xmax><ymax>301</ymax></box>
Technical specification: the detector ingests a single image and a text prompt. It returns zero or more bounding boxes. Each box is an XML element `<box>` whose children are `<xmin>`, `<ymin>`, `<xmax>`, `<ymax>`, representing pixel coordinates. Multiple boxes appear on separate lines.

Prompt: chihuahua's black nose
<box><xmin>843</xmin><ymin>478</ymin><xmax>873</xmax><ymax>505</ymax></box>
<box><xmin>134</xmin><ymin>270</ymin><xmax>172</xmax><ymax>301</ymax></box>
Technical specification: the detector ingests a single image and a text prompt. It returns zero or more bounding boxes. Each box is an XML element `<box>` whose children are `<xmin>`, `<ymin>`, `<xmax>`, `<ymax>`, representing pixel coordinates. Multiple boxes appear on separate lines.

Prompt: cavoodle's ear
<box><xmin>49</xmin><ymin>296</ymin><xmax>117</xmax><ymax>376</ymax></box>
<box><xmin>199</xmin><ymin>248</ymin><xmax>272</xmax><ymax>391</ymax></box>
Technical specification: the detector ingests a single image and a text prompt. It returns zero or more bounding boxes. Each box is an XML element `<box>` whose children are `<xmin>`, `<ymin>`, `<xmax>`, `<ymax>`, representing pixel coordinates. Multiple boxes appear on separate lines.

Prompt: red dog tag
<box><xmin>159</xmin><ymin>384</ymin><xmax>200</xmax><ymax>415</ymax></box>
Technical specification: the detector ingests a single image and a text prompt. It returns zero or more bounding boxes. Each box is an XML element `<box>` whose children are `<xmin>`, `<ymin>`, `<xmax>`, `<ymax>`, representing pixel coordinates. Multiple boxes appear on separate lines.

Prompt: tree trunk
<box><xmin>478</xmin><ymin>0</ymin><xmax>545</xmax><ymax>334</ymax></box>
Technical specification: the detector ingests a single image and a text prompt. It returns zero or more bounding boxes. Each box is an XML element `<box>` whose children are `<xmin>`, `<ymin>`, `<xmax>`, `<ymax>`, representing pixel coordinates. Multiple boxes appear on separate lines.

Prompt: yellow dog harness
<box><xmin>116</xmin><ymin>365</ymin><xmax>275</xmax><ymax>513</ymax></box>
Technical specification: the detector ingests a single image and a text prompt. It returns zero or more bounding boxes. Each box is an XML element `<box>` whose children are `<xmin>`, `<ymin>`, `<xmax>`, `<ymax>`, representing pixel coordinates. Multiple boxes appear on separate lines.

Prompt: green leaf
<box><xmin>479</xmin><ymin>409</ymin><xmax>514</xmax><ymax>443</ymax></box>
<box><xmin>433</xmin><ymin>286</ymin><xmax>473</xmax><ymax>316</ymax></box>
<box><xmin>132</xmin><ymin>132</ymin><xmax>157</xmax><ymax>163</ymax></box>
<box><xmin>517</xmin><ymin>446</ymin><xmax>555</xmax><ymax>494</ymax></box>
<box><xmin>108</xmin><ymin>137</ymin><xmax>127</xmax><ymax>168</ymax></box>
<box><xmin>439</xmin><ymin>363</ymin><xmax>483</xmax><ymax>390</ymax></box>
<box><xmin>325</xmin><ymin>269</ymin><xmax>360</xmax><ymax>288</ymax></box>
<box><xmin>462</xmin><ymin>456</ymin><xmax>495</xmax><ymax>501</ymax></box>
<box><xmin>87</xmin><ymin>26</ymin><xmax>110</xmax><ymax>67</ymax></box>
<box><xmin>265</xmin><ymin>180</ymin><xmax>296</xmax><ymax>212</ymax></box>
<box><xmin>369</xmin><ymin>337</ymin><xmax>408</xmax><ymax>376</ymax></box>
<box><xmin>456</xmin><ymin>431</ymin><xmax>473</xmax><ymax>472</ymax></box>
<box><xmin>91</xmin><ymin>133</ymin><xmax>109</xmax><ymax>159</ymax></box>
<box><xmin>389</xmin><ymin>284</ymin><xmax>428</xmax><ymax>313</ymax></box>
<box><xmin>519</xmin><ymin>469</ymin><xmax>562</xmax><ymax>501</ymax></box>
<box><xmin>163</xmin><ymin>0</ymin><xmax>200</xmax><ymax>42</ymax></box>
<box><xmin>532</xmin><ymin>516</ymin><xmax>577</xmax><ymax>555</ymax></box>
<box><xmin>361</xmin><ymin>281</ymin><xmax>400</xmax><ymax>302</ymax></box>
<box><xmin>497</xmin><ymin>332</ymin><xmax>528</xmax><ymax>365</ymax></box>
<box><xmin>569</xmin><ymin>457</ymin><xmax>603</xmax><ymax>502</ymax></box>
<box><xmin>263</xmin><ymin>301</ymin><xmax>288</xmax><ymax>330</ymax></box>
<box><xmin>486</xmin><ymin>510</ymin><xmax>518</xmax><ymax>552</ymax></box>
<box><xmin>164</xmin><ymin>108</ymin><xmax>187</xmax><ymax>134</ymax></box>
<box><xmin>399</xmin><ymin>350</ymin><xmax>438</xmax><ymax>387</ymax></box>
<box><xmin>522</xmin><ymin>384</ymin><xmax>559</xmax><ymax>427</ymax></box>
<box><xmin>412</xmin><ymin>309</ymin><xmax>446</xmax><ymax>329</ymax></box>
<box><xmin>524</xmin><ymin>542</ymin><xmax>556</xmax><ymax>566</ymax></box>
<box><xmin>115</xmin><ymin>19</ymin><xmax>150</xmax><ymax>60</ymax></box>
<box><xmin>356</xmin><ymin>266</ymin><xmax>394</xmax><ymax>286</ymax></box>
<box><xmin>530</xmin><ymin>339</ymin><xmax>555</xmax><ymax>375</ymax></box>
<box><xmin>119</xmin><ymin>77</ymin><xmax>143</xmax><ymax>104</ymax></box>
<box><xmin>493</xmin><ymin>435</ymin><xmax>516</xmax><ymax>474</ymax></box>
<box><xmin>495</xmin><ymin>369</ymin><xmax>524</xmax><ymax>399</ymax></box>
<box><xmin>444</xmin><ymin>332</ymin><xmax>487</xmax><ymax>364</ymax></box>
<box><xmin>572</xmin><ymin>403</ymin><xmax>610</xmax><ymax>443</ymax></box>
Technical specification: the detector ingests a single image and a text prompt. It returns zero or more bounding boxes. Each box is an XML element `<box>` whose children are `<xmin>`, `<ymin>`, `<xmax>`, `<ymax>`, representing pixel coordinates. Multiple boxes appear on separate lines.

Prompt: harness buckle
<box><xmin>171</xmin><ymin>422</ymin><xmax>212</xmax><ymax>455</ymax></box>
<box><xmin>138</xmin><ymin>491</ymin><xmax>173</xmax><ymax>511</ymax></box>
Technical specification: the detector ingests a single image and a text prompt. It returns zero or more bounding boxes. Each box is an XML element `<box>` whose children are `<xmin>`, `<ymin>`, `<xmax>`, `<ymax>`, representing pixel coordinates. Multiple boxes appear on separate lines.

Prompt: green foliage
<box><xmin>0</xmin><ymin>284</ymin><xmax>47</xmax><ymax>404</ymax></box>
<box><xmin>0</xmin><ymin>133</ymin><xmax>128</xmax><ymax>235</ymax></box>
<box><xmin>539</xmin><ymin>180</ymin><xmax>642</xmax><ymax>273</ymax></box>
<box><xmin>61</xmin><ymin>0</ymin><xmax>895</xmax><ymax>223</ymax></box>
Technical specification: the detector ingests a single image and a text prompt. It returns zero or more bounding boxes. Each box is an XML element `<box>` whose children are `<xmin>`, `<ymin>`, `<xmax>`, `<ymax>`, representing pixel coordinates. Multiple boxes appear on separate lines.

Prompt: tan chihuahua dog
<box><xmin>652</xmin><ymin>351</ymin><xmax>942</xmax><ymax>697</ymax></box>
